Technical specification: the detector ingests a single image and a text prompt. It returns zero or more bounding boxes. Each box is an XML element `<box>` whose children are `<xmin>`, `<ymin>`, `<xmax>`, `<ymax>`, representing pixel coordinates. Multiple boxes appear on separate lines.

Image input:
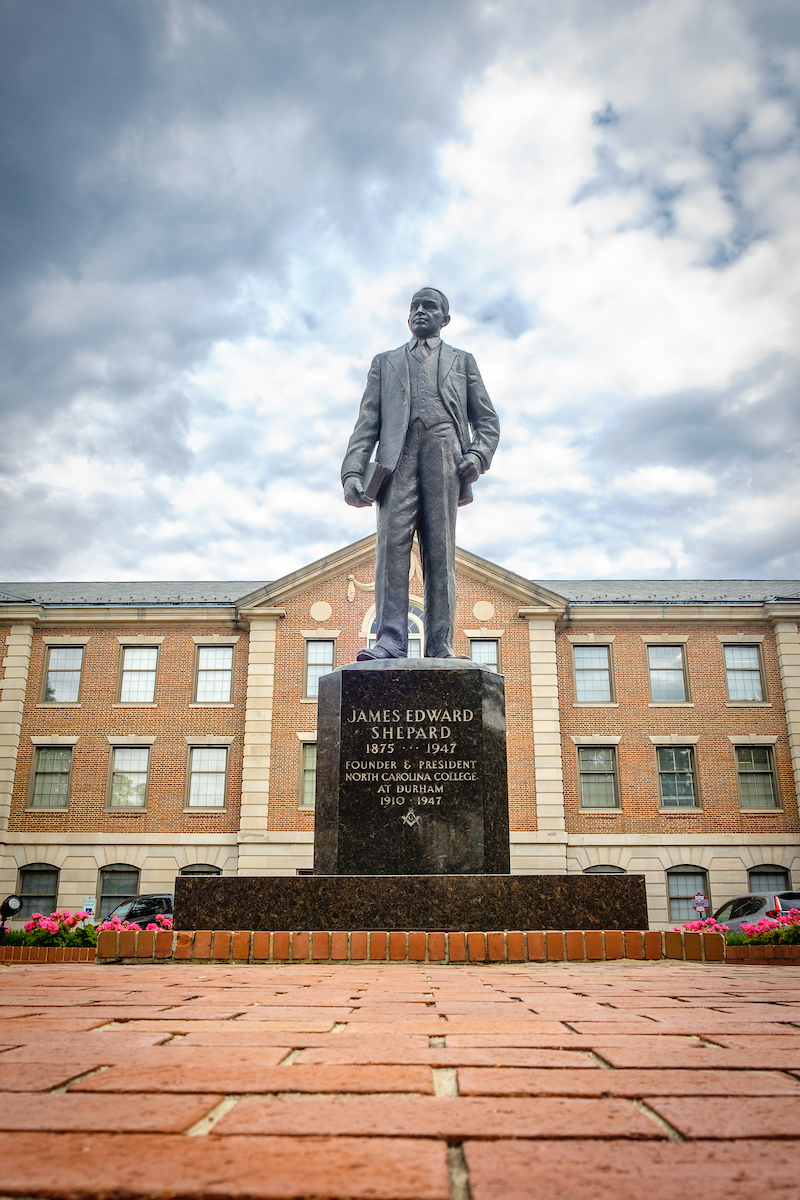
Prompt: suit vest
<box><xmin>407</xmin><ymin>345</ymin><xmax>452</xmax><ymax>429</ymax></box>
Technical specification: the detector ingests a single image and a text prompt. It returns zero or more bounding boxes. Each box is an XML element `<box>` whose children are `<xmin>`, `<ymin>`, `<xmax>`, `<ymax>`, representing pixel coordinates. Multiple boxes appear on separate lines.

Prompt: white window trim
<box><xmin>30</xmin><ymin>735</ymin><xmax>79</xmax><ymax>746</ymax></box>
<box><xmin>717</xmin><ymin>634</ymin><xmax>765</xmax><ymax>642</ymax></box>
<box><xmin>192</xmin><ymin>635</ymin><xmax>241</xmax><ymax>644</ymax></box>
<box><xmin>649</xmin><ymin>735</ymin><xmax>699</xmax><ymax>745</ymax></box>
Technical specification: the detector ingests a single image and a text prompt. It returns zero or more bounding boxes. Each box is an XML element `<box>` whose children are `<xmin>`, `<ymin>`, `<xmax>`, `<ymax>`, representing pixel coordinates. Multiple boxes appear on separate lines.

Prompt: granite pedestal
<box><xmin>173</xmin><ymin>873</ymin><xmax>649</xmax><ymax>932</ymax></box>
<box><xmin>313</xmin><ymin>658</ymin><xmax>510</xmax><ymax>875</ymax></box>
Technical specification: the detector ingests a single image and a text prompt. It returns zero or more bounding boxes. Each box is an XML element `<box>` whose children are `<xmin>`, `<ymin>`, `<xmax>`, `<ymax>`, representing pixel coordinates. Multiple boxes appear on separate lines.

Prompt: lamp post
<box><xmin>0</xmin><ymin>895</ymin><xmax>23</xmax><ymax>945</ymax></box>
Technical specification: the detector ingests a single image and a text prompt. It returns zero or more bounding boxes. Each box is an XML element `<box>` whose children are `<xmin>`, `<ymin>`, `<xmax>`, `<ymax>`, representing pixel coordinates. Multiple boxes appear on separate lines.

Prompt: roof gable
<box><xmin>240</xmin><ymin>535</ymin><xmax>568</xmax><ymax>612</ymax></box>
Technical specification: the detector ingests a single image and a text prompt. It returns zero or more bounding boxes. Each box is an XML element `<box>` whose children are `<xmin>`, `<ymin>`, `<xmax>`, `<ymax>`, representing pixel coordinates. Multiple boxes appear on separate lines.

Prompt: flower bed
<box><xmin>674</xmin><ymin>909</ymin><xmax>800</xmax><ymax>964</ymax></box>
<box><xmin>2</xmin><ymin>909</ymin><xmax>172</xmax><ymax>949</ymax></box>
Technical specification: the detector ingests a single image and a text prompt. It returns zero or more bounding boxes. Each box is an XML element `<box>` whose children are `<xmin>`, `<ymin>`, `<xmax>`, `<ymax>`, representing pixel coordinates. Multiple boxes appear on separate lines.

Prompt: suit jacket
<box><xmin>341</xmin><ymin>341</ymin><xmax>500</xmax><ymax>487</ymax></box>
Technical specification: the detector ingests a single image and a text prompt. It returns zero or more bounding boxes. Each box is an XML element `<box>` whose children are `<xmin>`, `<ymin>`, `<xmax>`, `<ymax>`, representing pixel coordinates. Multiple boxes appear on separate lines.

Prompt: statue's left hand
<box><xmin>458</xmin><ymin>453</ymin><xmax>481</xmax><ymax>486</ymax></box>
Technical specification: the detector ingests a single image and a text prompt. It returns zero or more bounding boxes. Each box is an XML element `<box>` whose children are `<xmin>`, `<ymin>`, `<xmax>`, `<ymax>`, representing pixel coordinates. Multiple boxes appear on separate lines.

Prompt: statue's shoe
<box><xmin>356</xmin><ymin>645</ymin><xmax>395</xmax><ymax>661</ymax></box>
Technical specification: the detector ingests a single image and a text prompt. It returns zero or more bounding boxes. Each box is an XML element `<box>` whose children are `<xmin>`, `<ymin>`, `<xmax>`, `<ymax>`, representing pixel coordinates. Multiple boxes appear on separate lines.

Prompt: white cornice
<box><xmin>0</xmin><ymin>605</ymin><xmax>45</xmax><ymax>623</ymax></box>
<box><xmin>20</xmin><ymin>606</ymin><xmax>239</xmax><ymax>626</ymax></box>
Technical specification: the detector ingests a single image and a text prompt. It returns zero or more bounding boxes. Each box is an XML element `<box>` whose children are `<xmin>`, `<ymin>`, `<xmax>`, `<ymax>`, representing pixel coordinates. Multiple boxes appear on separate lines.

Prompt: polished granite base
<box><xmin>173</xmin><ymin>873</ymin><xmax>648</xmax><ymax>932</ymax></box>
<box><xmin>314</xmin><ymin>658</ymin><xmax>510</xmax><ymax>875</ymax></box>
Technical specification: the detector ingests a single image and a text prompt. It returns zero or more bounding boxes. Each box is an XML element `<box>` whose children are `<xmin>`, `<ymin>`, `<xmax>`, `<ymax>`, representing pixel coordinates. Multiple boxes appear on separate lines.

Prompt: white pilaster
<box><xmin>238</xmin><ymin>613</ymin><xmax>282</xmax><ymax>873</ymax></box>
<box><xmin>523</xmin><ymin>613</ymin><xmax>567</xmax><ymax>872</ymax></box>
<box><xmin>773</xmin><ymin>618</ymin><xmax>800</xmax><ymax>808</ymax></box>
<box><xmin>0</xmin><ymin>622</ymin><xmax>35</xmax><ymax>835</ymax></box>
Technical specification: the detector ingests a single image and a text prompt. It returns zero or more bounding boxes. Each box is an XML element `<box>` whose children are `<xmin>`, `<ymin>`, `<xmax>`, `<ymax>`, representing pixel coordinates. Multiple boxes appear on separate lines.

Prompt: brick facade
<box><xmin>12</xmin><ymin>624</ymin><xmax>246</xmax><ymax>836</ymax></box>
<box><xmin>2</xmin><ymin>538</ymin><xmax>799</xmax><ymax>927</ymax></box>
<box><xmin>558</xmin><ymin>622</ymin><xmax>797</xmax><ymax>838</ymax></box>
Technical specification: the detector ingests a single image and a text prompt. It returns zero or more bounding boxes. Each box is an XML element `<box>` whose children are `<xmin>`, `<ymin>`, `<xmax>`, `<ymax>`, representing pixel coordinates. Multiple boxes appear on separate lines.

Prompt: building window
<box><xmin>578</xmin><ymin>746</ymin><xmax>619</xmax><ymax>809</ymax></box>
<box><xmin>583</xmin><ymin>864</ymin><xmax>626</xmax><ymax>874</ymax></box>
<box><xmin>657</xmin><ymin>746</ymin><xmax>699</xmax><ymax>808</ymax></box>
<box><xmin>748</xmin><ymin>865</ymin><xmax>790</xmax><ymax>894</ymax></box>
<box><xmin>300</xmin><ymin>741</ymin><xmax>317</xmax><ymax>808</ymax></box>
<box><xmin>724</xmin><ymin>645</ymin><xmax>765</xmax><ymax>702</ymax></box>
<box><xmin>369</xmin><ymin>604</ymin><xmax>424</xmax><ymax>658</ymax></box>
<box><xmin>98</xmin><ymin>865</ymin><xmax>140</xmax><ymax>919</ymax></box>
<box><xmin>573</xmin><ymin>645</ymin><xmax>612</xmax><ymax>702</ymax></box>
<box><xmin>42</xmin><ymin>646</ymin><xmax>83</xmax><ymax>703</ymax></box>
<box><xmin>18</xmin><ymin>864</ymin><xmax>59</xmax><ymax>919</ymax></box>
<box><xmin>180</xmin><ymin>864</ymin><xmax>222</xmax><ymax>877</ymax></box>
<box><xmin>118</xmin><ymin>646</ymin><xmax>158</xmax><ymax>703</ymax></box>
<box><xmin>108</xmin><ymin>746</ymin><xmax>150</xmax><ymax>808</ymax></box>
<box><xmin>667</xmin><ymin>867</ymin><xmax>709</xmax><ymax>922</ymax></box>
<box><xmin>470</xmin><ymin>639</ymin><xmax>500</xmax><ymax>672</ymax></box>
<box><xmin>186</xmin><ymin>747</ymin><xmax>228</xmax><ymax>808</ymax></box>
<box><xmin>647</xmin><ymin>645</ymin><xmax>688</xmax><ymax>702</ymax></box>
<box><xmin>736</xmin><ymin>746</ymin><xmax>779</xmax><ymax>808</ymax></box>
<box><xmin>29</xmin><ymin>747</ymin><xmax>73</xmax><ymax>809</ymax></box>
<box><xmin>195</xmin><ymin>645</ymin><xmax>233</xmax><ymax>703</ymax></box>
<box><xmin>305</xmin><ymin>640</ymin><xmax>335</xmax><ymax>699</ymax></box>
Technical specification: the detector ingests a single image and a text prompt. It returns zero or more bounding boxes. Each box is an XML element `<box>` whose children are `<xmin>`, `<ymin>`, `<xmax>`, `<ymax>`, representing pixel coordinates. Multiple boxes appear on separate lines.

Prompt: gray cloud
<box><xmin>1</xmin><ymin>0</ymin><xmax>799</xmax><ymax>582</ymax></box>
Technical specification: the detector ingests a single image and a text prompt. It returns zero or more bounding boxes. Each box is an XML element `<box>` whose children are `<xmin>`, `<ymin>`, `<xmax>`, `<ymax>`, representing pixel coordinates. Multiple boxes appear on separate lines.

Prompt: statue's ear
<box><xmin>441</xmin><ymin>312</ymin><xmax>451</xmax><ymax>327</ymax></box>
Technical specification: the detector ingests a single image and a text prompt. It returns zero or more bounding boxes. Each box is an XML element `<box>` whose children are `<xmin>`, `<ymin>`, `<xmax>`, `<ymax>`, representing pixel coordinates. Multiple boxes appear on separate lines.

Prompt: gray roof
<box><xmin>0</xmin><ymin>578</ymin><xmax>798</xmax><ymax>608</ymax></box>
<box><xmin>0</xmin><ymin>582</ymin><xmax>266</xmax><ymax>606</ymax></box>
<box><xmin>542</xmin><ymin>580</ymin><xmax>800</xmax><ymax>604</ymax></box>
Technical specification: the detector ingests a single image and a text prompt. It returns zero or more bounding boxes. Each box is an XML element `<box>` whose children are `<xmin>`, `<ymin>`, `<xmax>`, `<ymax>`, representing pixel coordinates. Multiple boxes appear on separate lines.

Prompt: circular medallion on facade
<box><xmin>310</xmin><ymin>600</ymin><xmax>333</xmax><ymax>622</ymax></box>
<box><xmin>472</xmin><ymin>600</ymin><xmax>495</xmax><ymax>622</ymax></box>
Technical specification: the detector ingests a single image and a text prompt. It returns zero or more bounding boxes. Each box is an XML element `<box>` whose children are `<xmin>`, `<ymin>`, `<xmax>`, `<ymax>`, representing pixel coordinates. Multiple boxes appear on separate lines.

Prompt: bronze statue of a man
<box><xmin>342</xmin><ymin>288</ymin><xmax>500</xmax><ymax>659</ymax></box>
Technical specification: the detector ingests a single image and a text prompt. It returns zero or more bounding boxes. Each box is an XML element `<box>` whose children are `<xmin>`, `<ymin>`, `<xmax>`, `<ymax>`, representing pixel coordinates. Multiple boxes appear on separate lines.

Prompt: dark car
<box><xmin>103</xmin><ymin>893</ymin><xmax>173</xmax><ymax>925</ymax></box>
<box><xmin>713</xmin><ymin>891</ymin><xmax>800</xmax><ymax>932</ymax></box>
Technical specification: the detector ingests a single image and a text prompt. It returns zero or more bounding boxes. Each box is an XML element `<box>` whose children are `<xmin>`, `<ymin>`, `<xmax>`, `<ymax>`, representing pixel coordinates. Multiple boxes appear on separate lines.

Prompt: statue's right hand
<box><xmin>344</xmin><ymin>477</ymin><xmax>371</xmax><ymax>508</ymax></box>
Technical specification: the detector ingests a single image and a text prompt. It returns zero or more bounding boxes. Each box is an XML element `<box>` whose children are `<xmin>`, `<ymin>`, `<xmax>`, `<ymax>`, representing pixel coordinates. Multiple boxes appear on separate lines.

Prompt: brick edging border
<box><xmin>93</xmin><ymin>928</ymin><xmax>728</xmax><ymax>964</ymax></box>
<box><xmin>0</xmin><ymin>945</ymin><xmax>96</xmax><ymax>963</ymax></box>
<box><xmin>4</xmin><ymin>935</ymin><xmax>797</xmax><ymax>965</ymax></box>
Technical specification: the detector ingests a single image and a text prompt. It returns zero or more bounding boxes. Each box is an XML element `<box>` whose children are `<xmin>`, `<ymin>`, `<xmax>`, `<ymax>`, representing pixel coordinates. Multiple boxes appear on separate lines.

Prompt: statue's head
<box><xmin>408</xmin><ymin>288</ymin><xmax>450</xmax><ymax>341</ymax></box>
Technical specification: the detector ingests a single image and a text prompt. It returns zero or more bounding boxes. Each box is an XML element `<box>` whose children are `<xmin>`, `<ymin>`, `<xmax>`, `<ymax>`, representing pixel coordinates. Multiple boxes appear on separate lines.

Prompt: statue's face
<box><xmin>408</xmin><ymin>289</ymin><xmax>450</xmax><ymax>341</ymax></box>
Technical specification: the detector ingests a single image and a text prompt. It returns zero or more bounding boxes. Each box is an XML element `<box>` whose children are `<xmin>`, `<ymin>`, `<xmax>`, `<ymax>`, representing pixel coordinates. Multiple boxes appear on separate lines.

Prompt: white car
<box><xmin>713</xmin><ymin>891</ymin><xmax>800</xmax><ymax>931</ymax></box>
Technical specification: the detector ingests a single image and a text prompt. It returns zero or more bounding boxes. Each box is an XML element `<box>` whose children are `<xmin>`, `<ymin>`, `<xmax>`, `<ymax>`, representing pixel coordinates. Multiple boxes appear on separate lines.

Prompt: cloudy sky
<box><xmin>1</xmin><ymin>0</ymin><xmax>799</xmax><ymax>583</ymax></box>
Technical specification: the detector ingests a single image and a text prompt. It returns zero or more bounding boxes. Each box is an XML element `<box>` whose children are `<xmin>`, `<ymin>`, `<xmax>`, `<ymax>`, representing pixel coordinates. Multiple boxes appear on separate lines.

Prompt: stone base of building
<box><xmin>95</xmin><ymin>926</ymin><xmax>725</xmax><ymax>964</ymax></box>
<box><xmin>173</xmin><ymin>872</ymin><xmax>647</xmax><ymax>932</ymax></box>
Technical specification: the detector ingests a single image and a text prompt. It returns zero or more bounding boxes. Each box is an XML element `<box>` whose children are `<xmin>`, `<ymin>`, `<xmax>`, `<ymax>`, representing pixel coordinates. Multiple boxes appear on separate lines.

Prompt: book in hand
<box><xmin>361</xmin><ymin>461</ymin><xmax>390</xmax><ymax>503</ymax></box>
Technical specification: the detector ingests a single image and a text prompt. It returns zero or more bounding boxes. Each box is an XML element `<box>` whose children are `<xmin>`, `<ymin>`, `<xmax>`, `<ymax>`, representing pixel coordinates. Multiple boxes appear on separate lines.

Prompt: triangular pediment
<box><xmin>236</xmin><ymin>535</ymin><xmax>567</xmax><ymax>614</ymax></box>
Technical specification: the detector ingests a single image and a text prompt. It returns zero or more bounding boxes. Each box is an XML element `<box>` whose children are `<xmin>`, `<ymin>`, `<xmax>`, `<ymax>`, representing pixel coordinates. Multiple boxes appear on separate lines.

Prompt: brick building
<box><xmin>2</xmin><ymin>533</ymin><xmax>799</xmax><ymax>928</ymax></box>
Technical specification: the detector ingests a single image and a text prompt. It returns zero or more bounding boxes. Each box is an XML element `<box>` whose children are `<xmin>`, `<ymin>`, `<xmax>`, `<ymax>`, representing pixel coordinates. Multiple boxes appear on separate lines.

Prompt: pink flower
<box><xmin>145</xmin><ymin>923</ymin><xmax>158</xmax><ymax>931</ymax></box>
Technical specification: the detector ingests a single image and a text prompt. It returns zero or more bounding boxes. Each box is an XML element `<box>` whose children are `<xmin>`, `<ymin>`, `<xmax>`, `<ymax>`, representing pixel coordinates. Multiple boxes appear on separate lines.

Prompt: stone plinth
<box><xmin>173</xmin><ymin>873</ymin><xmax>648</xmax><ymax>932</ymax></box>
<box><xmin>313</xmin><ymin>658</ymin><xmax>510</xmax><ymax>875</ymax></box>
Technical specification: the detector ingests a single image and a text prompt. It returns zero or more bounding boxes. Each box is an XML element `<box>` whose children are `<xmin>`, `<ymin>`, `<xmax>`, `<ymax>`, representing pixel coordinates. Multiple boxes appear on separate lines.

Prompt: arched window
<box><xmin>666</xmin><ymin>866</ymin><xmax>709</xmax><ymax>922</ymax></box>
<box><xmin>583</xmin><ymin>865</ymin><xmax>626</xmax><ymax>874</ymax></box>
<box><xmin>748</xmin><ymin>865</ymin><xmax>791</xmax><ymax>894</ymax></box>
<box><xmin>179</xmin><ymin>864</ymin><xmax>222</xmax><ymax>877</ymax></box>
<box><xmin>369</xmin><ymin>603</ymin><xmax>424</xmax><ymax>657</ymax></box>
<box><xmin>98</xmin><ymin>864</ymin><xmax>140</xmax><ymax>919</ymax></box>
<box><xmin>18</xmin><ymin>863</ymin><xmax>59</xmax><ymax>919</ymax></box>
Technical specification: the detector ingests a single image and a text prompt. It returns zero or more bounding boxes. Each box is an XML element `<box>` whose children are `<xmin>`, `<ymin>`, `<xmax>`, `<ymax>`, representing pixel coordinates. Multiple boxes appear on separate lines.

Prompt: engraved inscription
<box><xmin>337</xmin><ymin>668</ymin><xmax>486</xmax><ymax>874</ymax></box>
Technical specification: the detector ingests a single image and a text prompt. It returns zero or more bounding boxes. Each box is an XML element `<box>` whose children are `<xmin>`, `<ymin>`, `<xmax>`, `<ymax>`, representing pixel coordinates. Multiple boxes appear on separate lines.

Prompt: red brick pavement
<box><xmin>1</xmin><ymin>961</ymin><xmax>800</xmax><ymax>1198</ymax></box>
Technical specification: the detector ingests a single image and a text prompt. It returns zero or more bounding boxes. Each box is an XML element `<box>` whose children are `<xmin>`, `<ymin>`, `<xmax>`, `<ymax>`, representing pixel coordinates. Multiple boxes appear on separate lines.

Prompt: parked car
<box><xmin>713</xmin><ymin>891</ymin><xmax>800</xmax><ymax>931</ymax></box>
<box><xmin>103</xmin><ymin>893</ymin><xmax>173</xmax><ymax>924</ymax></box>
